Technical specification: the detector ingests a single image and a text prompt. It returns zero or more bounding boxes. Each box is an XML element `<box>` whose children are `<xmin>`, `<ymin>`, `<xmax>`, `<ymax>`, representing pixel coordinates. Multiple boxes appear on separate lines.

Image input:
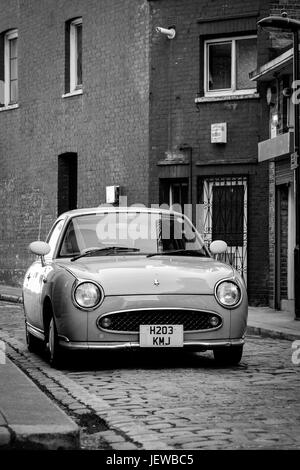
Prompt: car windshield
<box><xmin>58</xmin><ymin>212</ymin><xmax>208</xmax><ymax>258</ymax></box>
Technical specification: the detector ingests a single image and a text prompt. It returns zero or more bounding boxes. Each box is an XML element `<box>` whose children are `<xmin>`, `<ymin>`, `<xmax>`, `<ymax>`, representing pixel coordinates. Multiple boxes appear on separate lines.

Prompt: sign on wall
<box><xmin>211</xmin><ymin>123</ymin><xmax>227</xmax><ymax>143</ymax></box>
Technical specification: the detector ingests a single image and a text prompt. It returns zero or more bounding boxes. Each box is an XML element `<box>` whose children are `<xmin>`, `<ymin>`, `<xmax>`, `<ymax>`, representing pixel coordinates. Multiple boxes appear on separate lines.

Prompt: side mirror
<box><xmin>210</xmin><ymin>240</ymin><xmax>228</xmax><ymax>255</ymax></box>
<box><xmin>29</xmin><ymin>241</ymin><xmax>51</xmax><ymax>256</ymax></box>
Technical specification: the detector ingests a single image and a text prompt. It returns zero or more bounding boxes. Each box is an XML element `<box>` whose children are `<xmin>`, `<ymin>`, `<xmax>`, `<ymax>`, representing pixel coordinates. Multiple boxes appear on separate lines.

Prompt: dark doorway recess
<box><xmin>57</xmin><ymin>152</ymin><xmax>78</xmax><ymax>216</ymax></box>
<box><xmin>159</xmin><ymin>178</ymin><xmax>189</xmax><ymax>213</ymax></box>
<box><xmin>275</xmin><ymin>184</ymin><xmax>289</xmax><ymax>310</ymax></box>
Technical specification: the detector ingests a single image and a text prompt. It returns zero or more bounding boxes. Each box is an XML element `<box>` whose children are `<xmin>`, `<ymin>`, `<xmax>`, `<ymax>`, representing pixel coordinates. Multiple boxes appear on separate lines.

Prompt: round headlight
<box><xmin>74</xmin><ymin>282</ymin><xmax>102</xmax><ymax>309</ymax></box>
<box><xmin>215</xmin><ymin>281</ymin><xmax>241</xmax><ymax>307</ymax></box>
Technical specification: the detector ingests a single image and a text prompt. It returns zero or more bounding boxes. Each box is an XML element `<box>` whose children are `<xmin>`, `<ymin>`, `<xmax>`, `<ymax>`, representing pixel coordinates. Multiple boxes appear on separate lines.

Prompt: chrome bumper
<box><xmin>59</xmin><ymin>338</ymin><xmax>244</xmax><ymax>350</ymax></box>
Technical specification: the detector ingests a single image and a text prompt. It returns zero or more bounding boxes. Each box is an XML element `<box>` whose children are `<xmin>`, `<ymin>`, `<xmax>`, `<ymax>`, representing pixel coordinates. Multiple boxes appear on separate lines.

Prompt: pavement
<box><xmin>0</xmin><ymin>283</ymin><xmax>300</xmax><ymax>450</ymax></box>
<box><xmin>0</xmin><ymin>284</ymin><xmax>80</xmax><ymax>450</ymax></box>
<box><xmin>0</xmin><ymin>357</ymin><xmax>80</xmax><ymax>450</ymax></box>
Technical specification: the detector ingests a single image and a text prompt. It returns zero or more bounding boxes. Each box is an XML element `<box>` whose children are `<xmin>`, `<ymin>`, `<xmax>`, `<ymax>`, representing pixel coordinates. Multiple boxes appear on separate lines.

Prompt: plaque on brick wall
<box><xmin>211</xmin><ymin>123</ymin><xmax>227</xmax><ymax>143</ymax></box>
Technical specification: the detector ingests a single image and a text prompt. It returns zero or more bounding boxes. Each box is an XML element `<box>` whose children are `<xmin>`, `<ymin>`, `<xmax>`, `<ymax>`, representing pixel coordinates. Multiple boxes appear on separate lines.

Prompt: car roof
<box><xmin>60</xmin><ymin>206</ymin><xmax>184</xmax><ymax>218</ymax></box>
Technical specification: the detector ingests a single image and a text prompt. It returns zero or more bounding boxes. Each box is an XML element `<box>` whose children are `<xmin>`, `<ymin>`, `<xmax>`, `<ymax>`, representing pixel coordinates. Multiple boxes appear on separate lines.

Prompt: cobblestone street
<box><xmin>0</xmin><ymin>301</ymin><xmax>300</xmax><ymax>450</ymax></box>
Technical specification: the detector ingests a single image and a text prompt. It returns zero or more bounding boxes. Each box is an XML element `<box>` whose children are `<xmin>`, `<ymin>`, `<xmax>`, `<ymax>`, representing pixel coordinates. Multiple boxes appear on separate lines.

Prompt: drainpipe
<box><xmin>180</xmin><ymin>145</ymin><xmax>194</xmax><ymax>223</ymax></box>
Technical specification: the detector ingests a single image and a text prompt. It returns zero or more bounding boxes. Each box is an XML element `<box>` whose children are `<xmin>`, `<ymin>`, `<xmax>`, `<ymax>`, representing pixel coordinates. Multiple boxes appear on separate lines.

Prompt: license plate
<box><xmin>139</xmin><ymin>325</ymin><xmax>183</xmax><ymax>348</ymax></box>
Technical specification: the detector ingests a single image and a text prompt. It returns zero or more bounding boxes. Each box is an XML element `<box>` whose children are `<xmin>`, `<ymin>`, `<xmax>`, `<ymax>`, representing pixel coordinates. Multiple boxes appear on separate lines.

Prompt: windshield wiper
<box><xmin>71</xmin><ymin>246</ymin><xmax>140</xmax><ymax>262</ymax></box>
<box><xmin>146</xmin><ymin>249</ymin><xmax>207</xmax><ymax>258</ymax></box>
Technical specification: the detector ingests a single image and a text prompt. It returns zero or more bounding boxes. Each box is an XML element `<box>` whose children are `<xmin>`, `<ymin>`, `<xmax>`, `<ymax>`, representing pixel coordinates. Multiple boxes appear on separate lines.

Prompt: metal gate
<box><xmin>198</xmin><ymin>176</ymin><xmax>248</xmax><ymax>282</ymax></box>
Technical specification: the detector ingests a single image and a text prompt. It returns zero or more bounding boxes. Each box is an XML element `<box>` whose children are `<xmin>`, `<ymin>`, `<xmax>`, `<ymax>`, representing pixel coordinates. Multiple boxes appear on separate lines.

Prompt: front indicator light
<box><xmin>215</xmin><ymin>281</ymin><xmax>241</xmax><ymax>308</ymax></box>
<box><xmin>74</xmin><ymin>282</ymin><xmax>102</xmax><ymax>309</ymax></box>
<box><xmin>209</xmin><ymin>316</ymin><xmax>220</xmax><ymax>327</ymax></box>
<box><xmin>100</xmin><ymin>317</ymin><xmax>112</xmax><ymax>329</ymax></box>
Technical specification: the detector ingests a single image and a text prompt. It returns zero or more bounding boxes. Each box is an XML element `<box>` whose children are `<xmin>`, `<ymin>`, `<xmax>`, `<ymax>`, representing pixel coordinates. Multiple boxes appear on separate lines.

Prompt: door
<box><xmin>275</xmin><ymin>184</ymin><xmax>289</xmax><ymax>310</ymax></box>
<box><xmin>23</xmin><ymin>219</ymin><xmax>65</xmax><ymax>329</ymax></box>
<box><xmin>159</xmin><ymin>178</ymin><xmax>189</xmax><ymax>214</ymax></box>
<box><xmin>198</xmin><ymin>176</ymin><xmax>248</xmax><ymax>282</ymax></box>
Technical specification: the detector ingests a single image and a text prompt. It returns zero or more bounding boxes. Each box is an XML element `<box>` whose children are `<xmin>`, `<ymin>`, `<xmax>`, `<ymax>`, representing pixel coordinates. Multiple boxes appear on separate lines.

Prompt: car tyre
<box><xmin>213</xmin><ymin>345</ymin><xmax>243</xmax><ymax>366</ymax></box>
<box><xmin>48</xmin><ymin>317</ymin><xmax>65</xmax><ymax>368</ymax></box>
<box><xmin>25</xmin><ymin>322</ymin><xmax>40</xmax><ymax>353</ymax></box>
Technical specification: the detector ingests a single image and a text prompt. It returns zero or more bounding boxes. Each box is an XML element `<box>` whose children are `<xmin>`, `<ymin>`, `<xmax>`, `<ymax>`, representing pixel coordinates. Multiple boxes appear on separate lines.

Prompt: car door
<box><xmin>23</xmin><ymin>219</ymin><xmax>65</xmax><ymax>330</ymax></box>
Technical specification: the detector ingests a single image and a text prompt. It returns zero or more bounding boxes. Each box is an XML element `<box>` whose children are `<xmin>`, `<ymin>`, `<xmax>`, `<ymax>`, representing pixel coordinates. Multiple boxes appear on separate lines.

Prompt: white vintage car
<box><xmin>23</xmin><ymin>206</ymin><xmax>248</xmax><ymax>368</ymax></box>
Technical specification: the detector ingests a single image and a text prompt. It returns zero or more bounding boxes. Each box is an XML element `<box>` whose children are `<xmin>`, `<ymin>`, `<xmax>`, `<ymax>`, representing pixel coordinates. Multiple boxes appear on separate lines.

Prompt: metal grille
<box><xmin>97</xmin><ymin>310</ymin><xmax>222</xmax><ymax>332</ymax></box>
<box><xmin>198</xmin><ymin>176</ymin><xmax>248</xmax><ymax>283</ymax></box>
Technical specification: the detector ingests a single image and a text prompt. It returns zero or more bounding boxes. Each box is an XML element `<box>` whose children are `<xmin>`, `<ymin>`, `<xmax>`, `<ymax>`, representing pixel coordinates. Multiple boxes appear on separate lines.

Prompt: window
<box><xmin>58</xmin><ymin>212</ymin><xmax>208</xmax><ymax>258</ymax></box>
<box><xmin>46</xmin><ymin>219</ymin><xmax>65</xmax><ymax>259</ymax></box>
<box><xmin>159</xmin><ymin>178</ymin><xmax>189</xmax><ymax>214</ymax></box>
<box><xmin>204</xmin><ymin>36</ymin><xmax>257</xmax><ymax>96</ymax></box>
<box><xmin>212</xmin><ymin>185</ymin><xmax>244</xmax><ymax>246</ymax></box>
<box><xmin>66</xmin><ymin>18</ymin><xmax>82</xmax><ymax>94</ymax></box>
<box><xmin>0</xmin><ymin>29</ymin><xmax>18</xmax><ymax>107</ymax></box>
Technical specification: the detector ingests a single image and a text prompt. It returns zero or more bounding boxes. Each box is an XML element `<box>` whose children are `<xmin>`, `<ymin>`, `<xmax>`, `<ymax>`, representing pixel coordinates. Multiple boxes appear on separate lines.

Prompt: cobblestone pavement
<box><xmin>0</xmin><ymin>301</ymin><xmax>300</xmax><ymax>450</ymax></box>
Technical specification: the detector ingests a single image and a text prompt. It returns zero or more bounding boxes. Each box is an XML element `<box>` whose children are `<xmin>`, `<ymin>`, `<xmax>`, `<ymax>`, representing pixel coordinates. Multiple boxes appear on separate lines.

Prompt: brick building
<box><xmin>250</xmin><ymin>1</ymin><xmax>300</xmax><ymax>314</ymax></box>
<box><xmin>0</xmin><ymin>0</ymin><xmax>151</xmax><ymax>285</ymax></box>
<box><xmin>0</xmin><ymin>0</ymin><xmax>282</xmax><ymax>307</ymax></box>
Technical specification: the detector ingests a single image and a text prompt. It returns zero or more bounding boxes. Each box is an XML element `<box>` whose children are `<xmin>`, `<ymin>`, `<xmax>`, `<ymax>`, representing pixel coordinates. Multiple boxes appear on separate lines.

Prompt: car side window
<box><xmin>59</xmin><ymin>219</ymin><xmax>81</xmax><ymax>256</ymax></box>
<box><xmin>45</xmin><ymin>219</ymin><xmax>65</xmax><ymax>259</ymax></box>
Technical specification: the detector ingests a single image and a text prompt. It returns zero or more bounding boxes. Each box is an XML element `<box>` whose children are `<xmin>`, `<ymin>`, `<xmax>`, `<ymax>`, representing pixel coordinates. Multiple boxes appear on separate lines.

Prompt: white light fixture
<box><xmin>106</xmin><ymin>185</ymin><xmax>120</xmax><ymax>204</ymax></box>
<box><xmin>155</xmin><ymin>26</ymin><xmax>176</xmax><ymax>39</ymax></box>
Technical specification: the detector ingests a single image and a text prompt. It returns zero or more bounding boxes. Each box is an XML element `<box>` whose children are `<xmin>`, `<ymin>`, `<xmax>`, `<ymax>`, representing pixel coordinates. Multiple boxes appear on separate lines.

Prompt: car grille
<box><xmin>97</xmin><ymin>309</ymin><xmax>222</xmax><ymax>332</ymax></box>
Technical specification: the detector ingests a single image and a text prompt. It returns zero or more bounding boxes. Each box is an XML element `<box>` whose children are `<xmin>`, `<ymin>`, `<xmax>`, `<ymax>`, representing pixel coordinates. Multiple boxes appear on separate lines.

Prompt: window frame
<box><xmin>204</xmin><ymin>34</ymin><xmax>257</xmax><ymax>97</ymax></box>
<box><xmin>3</xmin><ymin>29</ymin><xmax>18</xmax><ymax>107</ymax></box>
<box><xmin>69</xmin><ymin>17</ymin><xmax>82</xmax><ymax>93</ymax></box>
<box><xmin>45</xmin><ymin>217</ymin><xmax>68</xmax><ymax>260</ymax></box>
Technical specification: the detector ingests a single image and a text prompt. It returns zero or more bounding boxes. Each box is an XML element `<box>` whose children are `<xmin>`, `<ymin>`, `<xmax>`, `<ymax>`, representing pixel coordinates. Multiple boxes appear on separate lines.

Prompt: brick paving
<box><xmin>0</xmin><ymin>301</ymin><xmax>300</xmax><ymax>450</ymax></box>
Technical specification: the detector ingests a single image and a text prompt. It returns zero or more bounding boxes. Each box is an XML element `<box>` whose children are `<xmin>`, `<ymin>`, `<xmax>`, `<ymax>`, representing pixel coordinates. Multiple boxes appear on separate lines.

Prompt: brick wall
<box><xmin>269</xmin><ymin>162</ymin><xmax>276</xmax><ymax>308</ymax></box>
<box><xmin>147</xmin><ymin>0</ymin><xmax>272</xmax><ymax>305</ymax></box>
<box><xmin>279</xmin><ymin>185</ymin><xmax>289</xmax><ymax>299</ymax></box>
<box><xmin>0</xmin><ymin>0</ymin><xmax>150</xmax><ymax>285</ymax></box>
<box><xmin>0</xmin><ymin>0</ymin><xmax>276</xmax><ymax>306</ymax></box>
<box><xmin>270</xmin><ymin>1</ymin><xmax>300</xmax><ymax>19</ymax></box>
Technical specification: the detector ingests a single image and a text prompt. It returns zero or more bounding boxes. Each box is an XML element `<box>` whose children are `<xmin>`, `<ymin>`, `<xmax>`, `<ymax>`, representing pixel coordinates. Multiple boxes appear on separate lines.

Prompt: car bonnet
<box><xmin>57</xmin><ymin>256</ymin><xmax>235</xmax><ymax>296</ymax></box>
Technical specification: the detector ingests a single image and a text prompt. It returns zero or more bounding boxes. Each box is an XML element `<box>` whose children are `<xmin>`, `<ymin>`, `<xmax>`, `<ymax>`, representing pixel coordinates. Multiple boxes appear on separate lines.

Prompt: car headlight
<box><xmin>74</xmin><ymin>282</ymin><xmax>102</xmax><ymax>309</ymax></box>
<box><xmin>215</xmin><ymin>280</ymin><xmax>241</xmax><ymax>308</ymax></box>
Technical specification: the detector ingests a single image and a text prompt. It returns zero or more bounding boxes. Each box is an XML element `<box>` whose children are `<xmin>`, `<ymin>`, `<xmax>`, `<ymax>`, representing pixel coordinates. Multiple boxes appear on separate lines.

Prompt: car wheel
<box><xmin>213</xmin><ymin>345</ymin><xmax>243</xmax><ymax>366</ymax></box>
<box><xmin>48</xmin><ymin>317</ymin><xmax>64</xmax><ymax>368</ymax></box>
<box><xmin>25</xmin><ymin>322</ymin><xmax>40</xmax><ymax>353</ymax></box>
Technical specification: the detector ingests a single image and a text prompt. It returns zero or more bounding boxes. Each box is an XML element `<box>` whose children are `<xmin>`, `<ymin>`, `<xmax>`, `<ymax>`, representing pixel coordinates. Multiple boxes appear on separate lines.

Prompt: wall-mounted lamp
<box><xmin>266</xmin><ymin>86</ymin><xmax>277</xmax><ymax>106</ymax></box>
<box><xmin>155</xmin><ymin>26</ymin><xmax>176</xmax><ymax>39</ymax></box>
<box><xmin>271</xmin><ymin>113</ymin><xmax>279</xmax><ymax>126</ymax></box>
<box><xmin>106</xmin><ymin>185</ymin><xmax>120</xmax><ymax>205</ymax></box>
<box><xmin>283</xmin><ymin>87</ymin><xmax>293</xmax><ymax>97</ymax></box>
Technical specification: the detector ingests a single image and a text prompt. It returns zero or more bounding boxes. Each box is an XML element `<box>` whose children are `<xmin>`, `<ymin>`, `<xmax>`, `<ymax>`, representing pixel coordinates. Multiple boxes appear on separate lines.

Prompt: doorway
<box><xmin>275</xmin><ymin>183</ymin><xmax>294</xmax><ymax>311</ymax></box>
<box><xmin>57</xmin><ymin>152</ymin><xmax>78</xmax><ymax>216</ymax></box>
<box><xmin>198</xmin><ymin>176</ymin><xmax>248</xmax><ymax>282</ymax></box>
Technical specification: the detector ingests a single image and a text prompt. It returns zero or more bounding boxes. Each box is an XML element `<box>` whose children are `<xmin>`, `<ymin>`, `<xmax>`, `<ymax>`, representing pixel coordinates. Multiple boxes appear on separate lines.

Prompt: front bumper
<box><xmin>58</xmin><ymin>337</ymin><xmax>245</xmax><ymax>351</ymax></box>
